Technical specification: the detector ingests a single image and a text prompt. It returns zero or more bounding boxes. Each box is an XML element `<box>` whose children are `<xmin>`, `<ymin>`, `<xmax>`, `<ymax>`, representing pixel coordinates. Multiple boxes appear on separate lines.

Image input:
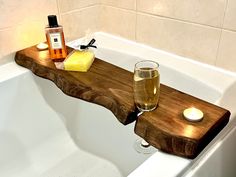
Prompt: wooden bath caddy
<box><xmin>15</xmin><ymin>45</ymin><xmax>230</xmax><ymax>159</ymax></box>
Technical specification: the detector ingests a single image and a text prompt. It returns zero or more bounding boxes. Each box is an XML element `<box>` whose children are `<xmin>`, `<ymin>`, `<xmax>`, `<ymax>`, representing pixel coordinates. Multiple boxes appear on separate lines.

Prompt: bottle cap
<box><xmin>48</xmin><ymin>15</ymin><xmax>59</xmax><ymax>27</ymax></box>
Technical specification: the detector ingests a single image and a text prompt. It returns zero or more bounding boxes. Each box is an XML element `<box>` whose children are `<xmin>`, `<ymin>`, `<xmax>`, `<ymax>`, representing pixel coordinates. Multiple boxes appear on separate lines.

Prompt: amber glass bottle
<box><xmin>45</xmin><ymin>15</ymin><xmax>67</xmax><ymax>61</ymax></box>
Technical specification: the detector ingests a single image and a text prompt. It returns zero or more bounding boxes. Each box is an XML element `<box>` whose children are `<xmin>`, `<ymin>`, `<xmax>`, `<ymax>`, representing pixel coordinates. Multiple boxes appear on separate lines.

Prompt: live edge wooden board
<box><xmin>15</xmin><ymin>45</ymin><xmax>230</xmax><ymax>159</ymax></box>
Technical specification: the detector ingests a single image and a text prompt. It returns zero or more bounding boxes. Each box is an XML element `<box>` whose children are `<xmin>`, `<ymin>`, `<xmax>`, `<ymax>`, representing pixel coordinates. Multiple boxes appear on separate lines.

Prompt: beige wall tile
<box><xmin>0</xmin><ymin>0</ymin><xmax>58</xmax><ymax>29</ymax></box>
<box><xmin>101</xmin><ymin>0</ymin><xmax>136</xmax><ymax>10</ymax></box>
<box><xmin>100</xmin><ymin>6</ymin><xmax>136</xmax><ymax>40</ymax></box>
<box><xmin>216</xmin><ymin>30</ymin><xmax>236</xmax><ymax>72</ymax></box>
<box><xmin>58</xmin><ymin>0</ymin><xmax>99</xmax><ymax>13</ymax></box>
<box><xmin>137</xmin><ymin>0</ymin><xmax>226</xmax><ymax>27</ymax></box>
<box><xmin>223</xmin><ymin>0</ymin><xmax>236</xmax><ymax>31</ymax></box>
<box><xmin>136</xmin><ymin>13</ymin><xmax>221</xmax><ymax>64</ymax></box>
<box><xmin>61</xmin><ymin>6</ymin><xmax>100</xmax><ymax>41</ymax></box>
<box><xmin>0</xmin><ymin>21</ymin><xmax>46</xmax><ymax>57</ymax></box>
<box><xmin>0</xmin><ymin>0</ymin><xmax>235</xmax><ymax>74</ymax></box>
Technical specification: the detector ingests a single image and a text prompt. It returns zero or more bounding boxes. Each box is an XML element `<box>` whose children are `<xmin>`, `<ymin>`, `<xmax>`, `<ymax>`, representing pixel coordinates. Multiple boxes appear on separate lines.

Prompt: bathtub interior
<box><xmin>0</xmin><ymin>68</ymin><xmax>152</xmax><ymax>177</ymax></box>
<box><xmin>1</xmin><ymin>33</ymin><xmax>235</xmax><ymax>177</ymax></box>
<box><xmin>33</xmin><ymin>74</ymin><xmax>153</xmax><ymax>176</ymax></box>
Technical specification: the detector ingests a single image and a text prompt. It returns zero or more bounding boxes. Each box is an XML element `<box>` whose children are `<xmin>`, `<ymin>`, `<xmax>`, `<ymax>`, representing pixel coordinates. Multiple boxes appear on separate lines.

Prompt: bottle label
<box><xmin>49</xmin><ymin>32</ymin><xmax>63</xmax><ymax>49</ymax></box>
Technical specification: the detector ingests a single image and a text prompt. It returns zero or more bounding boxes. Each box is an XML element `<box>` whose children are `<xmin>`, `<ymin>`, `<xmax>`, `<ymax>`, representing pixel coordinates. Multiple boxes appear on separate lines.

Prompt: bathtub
<box><xmin>1</xmin><ymin>32</ymin><xmax>236</xmax><ymax>177</ymax></box>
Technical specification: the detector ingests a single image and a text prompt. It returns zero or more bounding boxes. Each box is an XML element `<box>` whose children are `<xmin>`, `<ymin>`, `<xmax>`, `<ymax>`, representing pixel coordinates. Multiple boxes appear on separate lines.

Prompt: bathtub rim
<box><xmin>1</xmin><ymin>60</ymin><xmax>234</xmax><ymax>177</ymax></box>
<box><xmin>1</xmin><ymin>32</ymin><xmax>236</xmax><ymax>177</ymax></box>
<box><xmin>68</xmin><ymin>32</ymin><xmax>236</xmax><ymax>97</ymax></box>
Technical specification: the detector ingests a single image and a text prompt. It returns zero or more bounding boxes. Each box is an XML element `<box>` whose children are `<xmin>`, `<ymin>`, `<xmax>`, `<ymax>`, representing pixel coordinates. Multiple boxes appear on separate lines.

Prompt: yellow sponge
<box><xmin>64</xmin><ymin>50</ymin><xmax>95</xmax><ymax>72</ymax></box>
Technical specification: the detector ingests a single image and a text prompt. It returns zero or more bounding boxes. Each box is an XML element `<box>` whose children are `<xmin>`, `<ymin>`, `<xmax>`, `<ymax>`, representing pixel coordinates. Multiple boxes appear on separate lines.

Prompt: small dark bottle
<box><xmin>45</xmin><ymin>15</ymin><xmax>67</xmax><ymax>61</ymax></box>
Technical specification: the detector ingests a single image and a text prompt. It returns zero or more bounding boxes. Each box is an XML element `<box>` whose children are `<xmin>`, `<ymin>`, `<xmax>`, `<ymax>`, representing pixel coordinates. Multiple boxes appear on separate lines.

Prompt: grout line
<box><xmin>56</xmin><ymin>0</ymin><xmax>62</xmax><ymax>22</ymax></box>
<box><xmin>0</xmin><ymin>21</ymin><xmax>43</xmax><ymax>32</ymax></box>
<box><xmin>214</xmin><ymin>30</ymin><xmax>223</xmax><ymax>66</ymax></box>
<box><xmin>137</xmin><ymin>9</ymin><xmax>236</xmax><ymax>33</ymax></box>
<box><xmin>214</xmin><ymin>0</ymin><xmax>229</xmax><ymax>66</ymax></box>
<box><xmin>135</xmin><ymin>0</ymin><xmax>138</xmax><ymax>41</ymax></box>
<box><xmin>101</xmin><ymin>4</ymin><xmax>227</xmax><ymax>31</ymax></box>
<box><xmin>221</xmin><ymin>0</ymin><xmax>229</xmax><ymax>28</ymax></box>
<box><xmin>101</xmin><ymin>4</ymin><xmax>136</xmax><ymax>12</ymax></box>
<box><xmin>135</xmin><ymin>11</ymin><xmax>137</xmax><ymax>42</ymax></box>
<box><xmin>137</xmin><ymin>11</ymin><xmax>222</xmax><ymax>30</ymax></box>
<box><xmin>60</xmin><ymin>4</ymin><xmax>100</xmax><ymax>16</ymax></box>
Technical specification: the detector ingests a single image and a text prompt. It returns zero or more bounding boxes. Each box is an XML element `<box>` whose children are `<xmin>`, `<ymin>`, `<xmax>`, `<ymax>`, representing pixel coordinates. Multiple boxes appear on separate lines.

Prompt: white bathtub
<box><xmin>1</xmin><ymin>32</ymin><xmax>236</xmax><ymax>177</ymax></box>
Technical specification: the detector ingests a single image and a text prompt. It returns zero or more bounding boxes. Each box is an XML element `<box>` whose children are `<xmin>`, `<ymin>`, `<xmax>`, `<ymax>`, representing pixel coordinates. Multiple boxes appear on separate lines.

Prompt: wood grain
<box><xmin>135</xmin><ymin>84</ymin><xmax>230</xmax><ymax>158</ymax></box>
<box><xmin>15</xmin><ymin>45</ymin><xmax>230</xmax><ymax>158</ymax></box>
<box><xmin>15</xmin><ymin>45</ymin><xmax>137</xmax><ymax>125</ymax></box>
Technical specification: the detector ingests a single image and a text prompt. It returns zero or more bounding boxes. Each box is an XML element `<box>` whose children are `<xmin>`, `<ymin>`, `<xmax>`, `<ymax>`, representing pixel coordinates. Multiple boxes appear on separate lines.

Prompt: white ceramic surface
<box><xmin>0</xmin><ymin>32</ymin><xmax>236</xmax><ymax>177</ymax></box>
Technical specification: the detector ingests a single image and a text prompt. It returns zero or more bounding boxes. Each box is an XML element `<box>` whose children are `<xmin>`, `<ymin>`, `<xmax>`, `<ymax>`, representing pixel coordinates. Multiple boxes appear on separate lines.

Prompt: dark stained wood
<box><xmin>15</xmin><ymin>45</ymin><xmax>137</xmax><ymax>125</ymax></box>
<box><xmin>15</xmin><ymin>45</ymin><xmax>230</xmax><ymax>158</ymax></box>
<box><xmin>135</xmin><ymin>84</ymin><xmax>230</xmax><ymax>158</ymax></box>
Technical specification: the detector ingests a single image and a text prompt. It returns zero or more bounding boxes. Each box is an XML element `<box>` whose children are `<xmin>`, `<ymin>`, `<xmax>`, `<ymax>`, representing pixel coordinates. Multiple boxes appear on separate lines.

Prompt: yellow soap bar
<box><xmin>64</xmin><ymin>50</ymin><xmax>95</xmax><ymax>72</ymax></box>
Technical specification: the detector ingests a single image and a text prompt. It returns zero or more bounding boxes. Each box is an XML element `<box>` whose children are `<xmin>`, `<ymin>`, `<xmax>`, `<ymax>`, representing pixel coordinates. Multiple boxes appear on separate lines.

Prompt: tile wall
<box><xmin>0</xmin><ymin>0</ymin><xmax>100</xmax><ymax>60</ymax></box>
<box><xmin>0</xmin><ymin>0</ymin><xmax>56</xmax><ymax>59</ymax></box>
<box><xmin>101</xmin><ymin>0</ymin><xmax>236</xmax><ymax>72</ymax></box>
<box><xmin>1</xmin><ymin>0</ymin><xmax>236</xmax><ymax>72</ymax></box>
<box><xmin>59</xmin><ymin>0</ymin><xmax>100</xmax><ymax>41</ymax></box>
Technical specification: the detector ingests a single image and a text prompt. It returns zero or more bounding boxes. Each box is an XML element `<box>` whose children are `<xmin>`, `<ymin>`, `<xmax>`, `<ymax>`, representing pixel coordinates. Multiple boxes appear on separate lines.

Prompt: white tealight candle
<box><xmin>183</xmin><ymin>107</ymin><xmax>204</xmax><ymax>122</ymax></box>
<box><xmin>36</xmin><ymin>42</ymin><xmax>48</xmax><ymax>50</ymax></box>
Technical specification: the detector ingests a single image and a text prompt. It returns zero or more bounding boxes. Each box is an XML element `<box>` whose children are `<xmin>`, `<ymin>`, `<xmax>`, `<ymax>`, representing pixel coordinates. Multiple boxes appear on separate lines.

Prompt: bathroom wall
<box><xmin>58</xmin><ymin>0</ymin><xmax>100</xmax><ymax>41</ymax></box>
<box><xmin>1</xmin><ymin>0</ymin><xmax>236</xmax><ymax>72</ymax></box>
<box><xmin>100</xmin><ymin>0</ymin><xmax>236</xmax><ymax>72</ymax></box>
<box><xmin>0</xmin><ymin>0</ymin><xmax>100</xmax><ymax>60</ymax></box>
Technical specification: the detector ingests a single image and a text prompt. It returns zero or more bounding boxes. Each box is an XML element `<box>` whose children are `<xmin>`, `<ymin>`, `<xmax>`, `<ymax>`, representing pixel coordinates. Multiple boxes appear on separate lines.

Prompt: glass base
<box><xmin>137</xmin><ymin>106</ymin><xmax>156</xmax><ymax>112</ymax></box>
<box><xmin>133</xmin><ymin>139</ymin><xmax>157</xmax><ymax>154</ymax></box>
<box><xmin>136</xmin><ymin>104</ymin><xmax>158</xmax><ymax>112</ymax></box>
